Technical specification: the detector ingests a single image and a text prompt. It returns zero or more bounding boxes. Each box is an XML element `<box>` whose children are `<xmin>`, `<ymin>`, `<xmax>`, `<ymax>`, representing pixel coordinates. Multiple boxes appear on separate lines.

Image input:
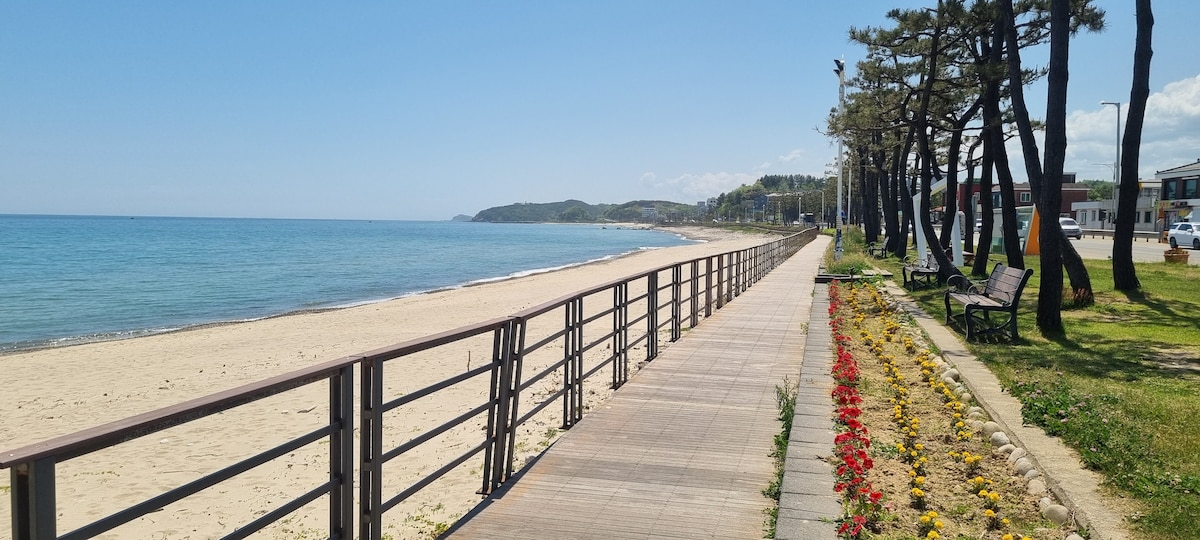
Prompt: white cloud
<box><xmin>646</xmin><ymin>171</ymin><xmax>758</xmax><ymax>200</ymax></box>
<box><xmin>778</xmin><ymin>149</ymin><xmax>805</xmax><ymax>162</ymax></box>
<box><xmin>1064</xmin><ymin>74</ymin><xmax>1200</xmax><ymax>180</ymax></box>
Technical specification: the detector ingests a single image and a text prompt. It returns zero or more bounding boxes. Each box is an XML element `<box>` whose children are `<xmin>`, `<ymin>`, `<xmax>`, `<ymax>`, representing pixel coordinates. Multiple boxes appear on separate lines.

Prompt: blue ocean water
<box><xmin>0</xmin><ymin>215</ymin><xmax>695</xmax><ymax>352</ymax></box>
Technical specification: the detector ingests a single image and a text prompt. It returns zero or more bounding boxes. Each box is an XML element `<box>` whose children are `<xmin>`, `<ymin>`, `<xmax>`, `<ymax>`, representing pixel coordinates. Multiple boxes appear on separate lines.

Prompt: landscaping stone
<box><xmin>967</xmin><ymin>406</ymin><xmax>983</xmax><ymax>415</ymax></box>
<box><xmin>996</xmin><ymin>443</ymin><xmax>1016</xmax><ymax>454</ymax></box>
<box><xmin>943</xmin><ymin>368</ymin><xmax>960</xmax><ymax>381</ymax></box>
<box><xmin>1013</xmin><ymin>457</ymin><xmax>1036</xmax><ymax>476</ymax></box>
<box><xmin>1007</xmin><ymin>447</ymin><xmax>1027</xmax><ymax>464</ymax></box>
<box><xmin>1065</xmin><ymin>534</ymin><xmax>1086</xmax><ymax>540</ymax></box>
<box><xmin>1039</xmin><ymin>497</ymin><xmax>1054</xmax><ymax>513</ymax></box>
<box><xmin>1044</xmin><ymin>504</ymin><xmax>1072</xmax><ymax>525</ymax></box>
<box><xmin>967</xmin><ymin>411</ymin><xmax>986</xmax><ymax>421</ymax></box>
<box><xmin>1024</xmin><ymin>469</ymin><xmax>1042</xmax><ymax>480</ymax></box>
<box><xmin>967</xmin><ymin>420</ymin><xmax>984</xmax><ymax>430</ymax></box>
<box><xmin>959</xmin><ymin>391</ymin><xmax>973</xmax><ymax>402</ymax></box>
<box><xmin>990</xmin><ymin>431</ymin><xmax>1011</xmax><ymax>447</ymax></box>
<box><xmin>981</xmin><ymin>421</ymin><xmax>1002</xmax><ymax>436</ymax></box>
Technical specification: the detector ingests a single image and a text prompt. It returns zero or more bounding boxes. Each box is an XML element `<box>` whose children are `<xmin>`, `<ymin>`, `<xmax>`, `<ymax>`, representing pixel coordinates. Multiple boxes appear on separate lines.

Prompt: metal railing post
<box><xmin>612</xmin><ymin>283</ymin><xmax>628</xmax><ymax>389</ymax></box>
<box><xmin>670</xmin><ymin>264</ymin><xmax>681</xmax><ymax>342</ymax></box>
<box><xmin>647</xmin><ymin>271</ymin><xmax>659</xmax><ymax>360</ymax></box>
<box><xmin>359</xmin><ymin>357</ymin><xmax>384</xmax><ymax>539</ymax></box>
<box><xmin>561</xmin><ymin>299</ymin><xmax>583</xmax><ymax>428</ymax></box>
<box><xmin>725</xmin><ymin>253</ymin><xmax>734</xmax><ymax>303</ymax></box>
<box><xmin>11</xmin><ymin>458</ymin><xmax>56</xmax><ymax>540</ymax></box>
<box><xmin>330</xmin><ymin>365</ymin><xmax>354</xmax><ymax>540</ymax></box>
<box><xmin>491</xmin><ymin>320</ymin><xmax>517</xmax><ymax>488</ymax></box>
<box><xmin>689</xmin><ymin>260</ymin><xmax>699</xmax><ymax>328</ymax></box>
<box><xmin>705</xmin><ymin>256</ymin><xmax>713</xmax><ymax>316</ymax></box>
<box><xmin>503</xmin><ymin>318</ymin><xmax>526</xmax><ymax>481</ymax></box>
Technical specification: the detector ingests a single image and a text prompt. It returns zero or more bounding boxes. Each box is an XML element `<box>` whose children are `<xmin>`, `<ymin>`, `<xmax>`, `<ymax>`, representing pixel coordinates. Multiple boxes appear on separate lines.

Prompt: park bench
<box><xmin>902</xmin><ymin>254</ymin><xmax>940</xmax><ymax>290</ymax></box>
<box><xmin>942</xmin><ymin>262</ymin><xmax>1034</xmax><ymax>340</ymax></box>
<box><xmin>867</xmin><ymin>236</ymin><xmax>889</xmax><ymax>258</ymax></box>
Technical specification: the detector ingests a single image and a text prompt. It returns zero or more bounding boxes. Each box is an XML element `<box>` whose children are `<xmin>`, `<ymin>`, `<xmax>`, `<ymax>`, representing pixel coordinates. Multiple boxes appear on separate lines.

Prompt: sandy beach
<box><xmin>0</xmin><ymin>225</ymin><xmax>780</xmax><ymax>539</ymax></box>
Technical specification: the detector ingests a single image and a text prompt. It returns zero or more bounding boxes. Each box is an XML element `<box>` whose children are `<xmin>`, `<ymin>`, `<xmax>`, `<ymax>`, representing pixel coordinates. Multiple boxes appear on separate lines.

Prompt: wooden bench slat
<box><xmin>942</xmin><ymin>262</ymin><xmax>1033</xmax><ymax>340</ymax></box>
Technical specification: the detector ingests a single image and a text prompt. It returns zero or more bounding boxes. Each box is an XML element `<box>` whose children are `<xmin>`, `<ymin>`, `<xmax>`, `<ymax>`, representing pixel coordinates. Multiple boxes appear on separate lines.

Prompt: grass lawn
<box><xmin>832</xmin><ymin>227</ymin><xmax>1200</xmax><ymax>540</ymax></box>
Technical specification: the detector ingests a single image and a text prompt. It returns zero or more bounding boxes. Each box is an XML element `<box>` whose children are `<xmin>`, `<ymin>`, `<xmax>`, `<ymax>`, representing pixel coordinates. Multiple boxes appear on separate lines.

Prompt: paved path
<box><xmin>443</xmin><ymin>236</ymin><xmax>839</xmax><ymax>539</ymax></box>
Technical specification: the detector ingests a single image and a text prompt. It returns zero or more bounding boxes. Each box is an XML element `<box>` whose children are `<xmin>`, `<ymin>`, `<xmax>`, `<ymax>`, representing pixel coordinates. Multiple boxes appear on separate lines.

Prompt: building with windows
<box><xmin>1071</xmin><ymin>180</ymin><xmax>1160</xmax><ymax>231</ymax></box>
<box><xmin>986</xmin><ymin>181</ymin><xmax>1091</xmax><ymax>215</ymax></box>
<box><xmin>1156</xmin><ymin>159</ymin><xmax>1200</xmax><ymax>227</ymax></box>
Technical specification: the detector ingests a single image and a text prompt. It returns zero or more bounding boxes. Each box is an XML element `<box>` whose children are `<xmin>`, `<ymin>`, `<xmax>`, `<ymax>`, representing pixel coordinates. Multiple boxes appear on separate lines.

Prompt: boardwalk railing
<box><xmin>1</xmin><ymin>229</ymin><xmax>816</xmax><ymax>540</ymax></box>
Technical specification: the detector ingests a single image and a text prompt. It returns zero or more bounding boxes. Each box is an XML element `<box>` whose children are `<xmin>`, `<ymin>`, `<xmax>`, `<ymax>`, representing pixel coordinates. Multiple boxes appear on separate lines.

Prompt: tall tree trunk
<box><xmin>964</xmin><ymin>136</ymin><xmax>983</xmax><ymax>253</ymax></box>
<box><xmin>913</xmin><ymin>3</ymin><xmax>958</xmax><ymax>281</ymax></box>
<box><xmin>877</xmin><ymin>130</ymin><xmax>900</xmax><ymax>256</ymax></box>
<box><xmin>1113</xmin><ymin>0</ymin><xmax>1154</xmax><ymax>290</ymax></box>
<box><xmin>978</xmin><ymin>12</ymin><xmax>1023</xmax><ymax>269</ymax></box>
<box><xmin>1001</xmin><ymin>0</ymin><xmax>1093</xmax><ymax>305</ymax></box>
<box><xmin>1033</xmin><ymin>0</ymin><xmax>1073</xmax><ymax>334</ymax></box>
<box><xmin>973</xmin><ymin>132</ymin><xmax>996</xmax><ymax>277</ymax></box>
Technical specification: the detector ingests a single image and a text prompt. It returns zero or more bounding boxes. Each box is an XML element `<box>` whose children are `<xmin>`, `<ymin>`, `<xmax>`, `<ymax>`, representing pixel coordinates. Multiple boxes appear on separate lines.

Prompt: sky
<box><xmin>2</xmin><ymin>1</ymin><xmax>1198</xmax><ymax>221</ymax></box>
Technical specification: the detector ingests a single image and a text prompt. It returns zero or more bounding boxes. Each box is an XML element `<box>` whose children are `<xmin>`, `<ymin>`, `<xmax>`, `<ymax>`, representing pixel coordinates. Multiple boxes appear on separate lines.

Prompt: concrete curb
<box><xmin>883</xmin><ymin>281</ymin><xmax>1130</xmax><ymax>540</ymax></box>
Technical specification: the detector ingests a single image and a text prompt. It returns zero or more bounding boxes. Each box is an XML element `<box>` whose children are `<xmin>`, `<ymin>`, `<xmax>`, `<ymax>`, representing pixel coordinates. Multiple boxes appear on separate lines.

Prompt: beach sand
<box><xmin>0</xmin><ymin>225</ymin><xmax>782</xmax><ymax>539</ymax></box>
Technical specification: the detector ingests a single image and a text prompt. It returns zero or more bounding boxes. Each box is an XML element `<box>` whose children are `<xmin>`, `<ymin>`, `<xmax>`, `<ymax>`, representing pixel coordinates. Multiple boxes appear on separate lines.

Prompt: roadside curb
<box><xmin>882</xmin><ymin>281</ymin><xmax>1131</xmax><ymax>540</ymax></box>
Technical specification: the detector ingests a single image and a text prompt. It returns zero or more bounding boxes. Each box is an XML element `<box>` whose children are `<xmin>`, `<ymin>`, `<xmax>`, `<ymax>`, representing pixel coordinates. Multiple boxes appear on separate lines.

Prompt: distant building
<box><xmin>1156</xmin><ymin>159</ymin><xmax>1200</xmax><ymax>227</ymax></box>
<box><xmin>641</xmin><ymin>207</ymin><xmax>658</xmax><ymax>221</ymax></box>
<box><xmin>956</xmin><ymin>173</ymin><xmax>1085</xmax><ymax>219</ymax></box>
<box><xmin>707</xmin><ymin>197</ymin><xmax>718</xmax><ymax>208</ymax></box>
<box><xmin>987</xmin><ymin>181</ymin><xmax>1089</xmax><ymax>215</ymax></box>
<box><xmin>1072</xmin><ymin>180</ymin><xmax>1160</xmax><ymax>232</ymax></box>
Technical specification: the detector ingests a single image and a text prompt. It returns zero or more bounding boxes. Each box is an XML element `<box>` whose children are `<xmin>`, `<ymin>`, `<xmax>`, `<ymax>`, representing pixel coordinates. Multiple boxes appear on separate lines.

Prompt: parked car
<box><xmin>1059</xmin><ymin>217</ymin><xmax>1082</xmax><ymax>240</ymax></box>
<box><xmin>1168</xmin><ymin>222</ymin><xmax>1200</xmax><ymax>249</ymax></box>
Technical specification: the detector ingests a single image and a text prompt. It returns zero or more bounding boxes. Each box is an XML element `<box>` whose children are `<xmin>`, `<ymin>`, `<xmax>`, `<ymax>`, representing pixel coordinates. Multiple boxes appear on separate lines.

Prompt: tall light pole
<box><xmin>1101</xmin><ymin>101</ymin><xmax>1121</xmax><ymax>227</ymax></box>
<box><xmin>834</xmin><ymin>58</ymin><xmax>846</xmax><ymax>258</ymax></box>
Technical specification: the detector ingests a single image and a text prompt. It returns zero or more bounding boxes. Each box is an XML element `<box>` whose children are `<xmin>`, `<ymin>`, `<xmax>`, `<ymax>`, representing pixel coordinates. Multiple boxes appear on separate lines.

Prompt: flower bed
<box><xmin>827</xmin><ymin>280</ymin><xmax>1077</xmax><ymax>540</ymax></box>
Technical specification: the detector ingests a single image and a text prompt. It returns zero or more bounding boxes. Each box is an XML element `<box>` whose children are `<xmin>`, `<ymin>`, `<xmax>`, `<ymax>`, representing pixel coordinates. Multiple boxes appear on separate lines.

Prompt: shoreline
<box><xmin>0</xmin><ymin>223</ymin><xmax>707</xmax><ymax>356</ymax></box>
<box><xmin>0</xmin><ymin>224</ymin><xmax>780</xmax><ymax>538</ymax></box>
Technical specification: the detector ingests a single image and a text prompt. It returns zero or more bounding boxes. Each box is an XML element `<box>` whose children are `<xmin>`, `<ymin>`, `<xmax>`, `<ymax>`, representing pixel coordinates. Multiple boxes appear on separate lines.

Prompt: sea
<box><xmin>0</xmin><ymin>215</ymin><xmax>697</xmax><ymax>353</ymax></box>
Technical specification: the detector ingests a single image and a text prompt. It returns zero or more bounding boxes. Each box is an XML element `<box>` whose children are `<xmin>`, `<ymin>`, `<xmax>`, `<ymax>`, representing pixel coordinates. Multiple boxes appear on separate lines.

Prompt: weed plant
<box><xmin>763</xmin><ymin>377</ymin><xmax>799</xmax><ymax>537</ymax></box>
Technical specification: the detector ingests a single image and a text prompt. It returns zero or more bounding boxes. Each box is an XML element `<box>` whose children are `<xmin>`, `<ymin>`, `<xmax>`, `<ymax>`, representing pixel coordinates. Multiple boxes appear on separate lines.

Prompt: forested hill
<box><xmin>471</xmin><ymin>200</ymin><xmax>697</xmax><ymax>223</ymax></box>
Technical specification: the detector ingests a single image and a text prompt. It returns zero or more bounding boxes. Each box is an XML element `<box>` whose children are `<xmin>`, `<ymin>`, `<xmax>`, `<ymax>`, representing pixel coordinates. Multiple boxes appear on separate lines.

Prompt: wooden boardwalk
<box><xmin>443</xmin><ymin>236</ymin><xmax>834</xmax><ymax>539</ymax></box>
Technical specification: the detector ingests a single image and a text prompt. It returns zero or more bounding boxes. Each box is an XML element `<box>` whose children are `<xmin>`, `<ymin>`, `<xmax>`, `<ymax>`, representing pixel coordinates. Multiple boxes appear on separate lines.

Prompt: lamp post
<box><xmin>1101</xmin><ymin>101</ymin><xmax>1121</xmax><ymax>229</ymax></box>
<box><xmin>834</xmin><ymin>58</ymin><xmax>846</xmax><ymax>258</ymax></box>
<box><xmin>1100</xmin><ymin>101</ymin><xmax>1122</xmax><ymax>186</ymax></box>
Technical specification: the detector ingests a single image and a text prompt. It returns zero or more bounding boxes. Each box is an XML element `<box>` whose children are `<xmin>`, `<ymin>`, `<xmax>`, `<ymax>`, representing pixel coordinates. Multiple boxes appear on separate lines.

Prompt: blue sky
<box><xmin>3</xmin><ymin>1</ymin><xmax>1198</xmax><ymax>220</ymax></box>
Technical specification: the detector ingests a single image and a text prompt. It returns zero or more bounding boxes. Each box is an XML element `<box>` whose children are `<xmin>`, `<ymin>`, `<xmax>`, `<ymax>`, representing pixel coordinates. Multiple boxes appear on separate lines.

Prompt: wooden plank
<box><xmin>443</xmin><ymin>240</ymin><xmax>828</xmax><ymax>539</ymax></box>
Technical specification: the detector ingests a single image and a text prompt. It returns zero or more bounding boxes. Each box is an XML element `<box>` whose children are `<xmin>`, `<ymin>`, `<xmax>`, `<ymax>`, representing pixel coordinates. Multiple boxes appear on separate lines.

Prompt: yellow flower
<box><xmin>920</xmin><ymin>514</ymin><xmax>931</xmax><ymax>524</ymax></box>
<box><xmin>914</xmin><ymin>476</ymin><xmax>925</xmax><ymax>486</ymax></box>
<box><xmin>1002</xmin><ymin>535</ymin><xmax>1014</xmax><ymax>540</ymax></box>
<box><xmin>984</xmin><ymin>509</ymin><xmax>996</xmax><ymax>518</ymax></box>
<box><xmin>926</xmin><ymin>532</ymin><xmax>939</xmax><ymax>539</ymax></box>
<box><xmin>933</xmin><ymin>520</ymin><xmax>943</xmax><ymax>529</ymax></box>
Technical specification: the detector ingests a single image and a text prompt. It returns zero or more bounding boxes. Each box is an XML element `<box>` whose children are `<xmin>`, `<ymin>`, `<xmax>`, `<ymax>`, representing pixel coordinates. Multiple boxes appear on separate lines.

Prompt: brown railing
<box><xmin>1</xmin><ymin>229</ymin><xmax>816</xmax><ymax>540</ymax></box>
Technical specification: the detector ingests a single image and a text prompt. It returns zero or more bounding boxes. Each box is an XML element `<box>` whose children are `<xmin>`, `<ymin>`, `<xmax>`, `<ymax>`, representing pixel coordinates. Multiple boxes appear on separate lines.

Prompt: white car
<box><xmin>1168</xmin><ymin>222</ymin><xmax>1200</xmax><ymax>249</ymax></box>
<box><xmin>1059</xmin><ymin>217</ymin><xmax>1082</xmax><ymax>240</ymax></box>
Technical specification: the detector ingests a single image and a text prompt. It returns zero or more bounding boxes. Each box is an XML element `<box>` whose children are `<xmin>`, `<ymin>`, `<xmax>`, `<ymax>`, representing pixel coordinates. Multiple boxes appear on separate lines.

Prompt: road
<box><xmin>1066</xmin><ymin>234</ymin><xmax>1198</xmax><ymax>265</ymax></box>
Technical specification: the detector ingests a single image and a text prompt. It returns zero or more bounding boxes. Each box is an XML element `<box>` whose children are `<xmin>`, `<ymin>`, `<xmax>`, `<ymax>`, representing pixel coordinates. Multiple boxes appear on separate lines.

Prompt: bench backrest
<box><xmin>984</xmin><ymin>263</ymin><xmax>1034</xmax><ymax>305</ymax></box>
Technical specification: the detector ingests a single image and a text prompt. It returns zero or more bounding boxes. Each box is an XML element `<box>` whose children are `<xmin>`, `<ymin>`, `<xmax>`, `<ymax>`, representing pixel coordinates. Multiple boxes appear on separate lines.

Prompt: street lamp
<box><xmin>834</xmin><ymin>58</ymin><xmax>846</xmax><ymax>257</ymax></box>
<box><xmin>1101</xmin><ymin>101</ymin><xmax>1122</xmax><ymax>228</ymax></box>
<box><xmin>1100</xmin><ymin>101</ymin><xmax>1122</xmax><ymax>187</ymax></box>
